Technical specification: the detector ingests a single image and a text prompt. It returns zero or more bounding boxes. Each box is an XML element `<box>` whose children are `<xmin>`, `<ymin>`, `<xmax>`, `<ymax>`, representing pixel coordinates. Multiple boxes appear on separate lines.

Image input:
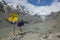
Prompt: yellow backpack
<box><xmin>7</xmin><ymin>13</ymin><xmax>19</xmax><ymax>22</ymax></box>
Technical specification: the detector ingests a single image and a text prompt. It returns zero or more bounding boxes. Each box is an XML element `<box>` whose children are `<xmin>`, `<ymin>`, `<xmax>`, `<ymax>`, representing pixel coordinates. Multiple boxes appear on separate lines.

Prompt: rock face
<box><xmin>46</xmin><ymin>11</ymin><xmax>60</xmax><ymax>21</ymax></box>
<box><xmin>0</xmin><ymin>2</ymin><xmax>5</xmax><ymax>12</ymax></box>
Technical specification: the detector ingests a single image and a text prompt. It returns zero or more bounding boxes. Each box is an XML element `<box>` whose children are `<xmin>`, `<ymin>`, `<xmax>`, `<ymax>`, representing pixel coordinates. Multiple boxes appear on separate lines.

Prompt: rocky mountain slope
<box><xmin>0</xmin><ymin>0</ymin><xmax>42</xmax><ymax>24</ymax></box>
<box><xmin>46</xmin><ymin>11</ymin><xmax>60</xmax><ymax>21</ymax></box>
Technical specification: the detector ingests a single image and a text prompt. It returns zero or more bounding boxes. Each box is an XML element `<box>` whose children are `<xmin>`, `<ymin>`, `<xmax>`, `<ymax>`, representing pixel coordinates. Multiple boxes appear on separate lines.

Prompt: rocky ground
<box><xmin>0</xmin><ymin>18</ymin><xmax>60</xmax><ymax>40</ymax></box>
<box><xmin>0</xmin><ymin>12</ymin><xmax>60</xmax><ymax>40</ymax></box>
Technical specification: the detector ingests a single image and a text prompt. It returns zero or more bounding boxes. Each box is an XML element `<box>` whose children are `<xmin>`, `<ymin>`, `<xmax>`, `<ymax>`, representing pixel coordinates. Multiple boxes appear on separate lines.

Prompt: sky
<box><xmin>0</xmin><ymin>0</ymin><xmax>60</xmax><ymax>15</ymax></box>
<box><xmin>27</xmin><ymin>0</ymin><xmax>54</xmax><ymax>6</ymax></box>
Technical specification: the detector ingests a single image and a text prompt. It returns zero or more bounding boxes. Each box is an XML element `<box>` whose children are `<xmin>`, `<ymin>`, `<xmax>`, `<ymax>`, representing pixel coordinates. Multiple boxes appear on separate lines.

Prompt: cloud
<box><xmin>14</xmin><ymin>0</ymin><xmax>60</xmax><ymax>15</ymax></box>
<box><xmin>27</xmin><ymin>0</ymin><xmax>60</xmax><ymax>15</ymax></box>
<box><xmin>1</xmin><ymin>0</ymin><xmax>60</xmax><ymax>15</ymax></box>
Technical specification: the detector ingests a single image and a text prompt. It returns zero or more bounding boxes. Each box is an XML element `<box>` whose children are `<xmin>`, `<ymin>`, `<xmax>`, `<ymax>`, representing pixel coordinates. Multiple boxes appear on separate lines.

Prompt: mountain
<box><xmin>0</xmin><ymin>0</ymin><xmax>43</xmax><ymax>24</ymax></box>
<box><xmin>0</xmin><ymin>2</ymin><xmax>5</xmax><ymax>12</ymax></box>
<box><xmin>33</xmin><ymin>14</ymin><xmax>43</xmax><ymax>22</ymax></box>
<box><xmin>46</xmin><ymin>11</ymin><xmax>60</xmax><ymax>21</ymax></box>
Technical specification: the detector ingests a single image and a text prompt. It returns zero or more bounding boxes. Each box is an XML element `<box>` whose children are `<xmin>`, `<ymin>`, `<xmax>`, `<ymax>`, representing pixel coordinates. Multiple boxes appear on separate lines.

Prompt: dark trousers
<box><xmin>20</xmin><ymin>26</ymin><xmax>22</xmax><ymax>32</ymax></box>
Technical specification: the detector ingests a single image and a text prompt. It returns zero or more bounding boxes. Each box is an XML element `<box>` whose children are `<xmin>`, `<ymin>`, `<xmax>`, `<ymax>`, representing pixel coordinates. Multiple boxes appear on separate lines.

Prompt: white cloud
<box><xmin>2</xmin><ymin>0</ymin><xmax>60</xmax><ymax>15</ymax></box>
<box><xmin>30</xmin><ymin>0</ymin><xmax>60</xmax><ymax>15</ymax></box>
<box><xmin>16</xmin><ymin>0</ymin><xmax>60</xmax><ymax>15</ymax></box>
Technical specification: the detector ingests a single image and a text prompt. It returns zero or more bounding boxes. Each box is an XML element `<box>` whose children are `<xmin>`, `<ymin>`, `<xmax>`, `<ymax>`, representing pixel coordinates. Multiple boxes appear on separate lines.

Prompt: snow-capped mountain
<box><xmin>0</xmin><ymin>1</ymin><xmax>43</xmax><ymax>24</ymax></box>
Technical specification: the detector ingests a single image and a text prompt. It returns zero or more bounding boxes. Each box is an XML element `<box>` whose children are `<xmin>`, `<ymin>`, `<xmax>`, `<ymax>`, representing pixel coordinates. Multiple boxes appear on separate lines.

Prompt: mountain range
<box><xmin>0</xmin><ymin>0</ymin><xmax>60</xmax><ymax>24</ymax></box>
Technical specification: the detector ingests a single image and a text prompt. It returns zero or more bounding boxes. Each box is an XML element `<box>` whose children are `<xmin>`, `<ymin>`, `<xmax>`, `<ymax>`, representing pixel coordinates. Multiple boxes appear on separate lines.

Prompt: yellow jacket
<box><xmin>8</xmin><ymin>17</ymin><xmax>18</xmax><ymax>22</ymax></box>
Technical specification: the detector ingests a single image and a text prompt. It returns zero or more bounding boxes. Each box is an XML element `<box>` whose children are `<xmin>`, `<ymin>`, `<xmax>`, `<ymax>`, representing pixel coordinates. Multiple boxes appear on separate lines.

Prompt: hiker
<box><xmin>17</xmin><ymin>19</ymin><xmax>24</xmax><ymax>38</ymax></box>
<box><xmin>17</xmin><ymin>19</ymin><xmax>24</xmax><ymax>33</ymax></box>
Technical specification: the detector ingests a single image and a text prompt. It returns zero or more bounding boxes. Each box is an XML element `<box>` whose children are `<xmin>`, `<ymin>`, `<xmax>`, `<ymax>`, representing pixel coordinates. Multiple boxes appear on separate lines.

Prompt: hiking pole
<box><xmin>13</xmin><ymin>24</ymin><xmax>15</xmax><ymax>36</ymax></box>
<box><xmin>12</xmin><ymin>21</ymin><xmax>16</xmax><ymax>36</ymax></box>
